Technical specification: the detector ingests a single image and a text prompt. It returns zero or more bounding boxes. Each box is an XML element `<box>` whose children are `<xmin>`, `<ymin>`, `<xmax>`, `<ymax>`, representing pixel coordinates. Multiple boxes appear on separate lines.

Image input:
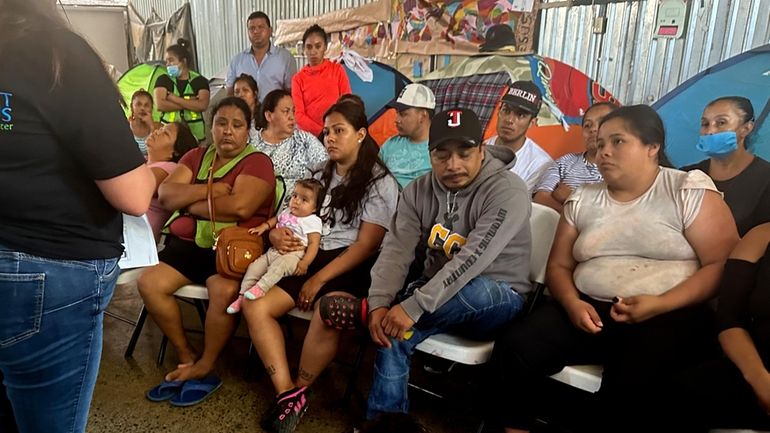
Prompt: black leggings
<box><xmin>276</xmin><ymin>248</ymin><xmax>378</xmax><ymax>301</ymax></box>
<box><xmin>488</xmin><ymin>297</ymin><xmax>718</xmax><ymax>433</ymax></box>
<box><xmin>664</xmin><ymin>354</ymin><xmax>770</xmax><ymax>432</ymax></box>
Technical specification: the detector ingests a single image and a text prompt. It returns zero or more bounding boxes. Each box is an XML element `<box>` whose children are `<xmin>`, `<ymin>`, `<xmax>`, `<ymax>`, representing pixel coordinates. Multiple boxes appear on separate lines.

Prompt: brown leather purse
<box><xmin>207</xmin><ymin>161</ymin><xmax>263</xmax><ymax>280</ymax></box>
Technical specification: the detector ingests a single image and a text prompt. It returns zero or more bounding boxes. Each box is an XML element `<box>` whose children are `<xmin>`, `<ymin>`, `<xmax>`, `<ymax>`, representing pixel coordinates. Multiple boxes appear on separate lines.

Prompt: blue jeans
<box><xmin>366</xmin><ymin>276</ymin><xmax>525</xmax><ymax>419</ymax></box>
<box><xmin>0</xmin><ymin>246</ymin><xmax>119</xmax><ymax>433</ymax></box>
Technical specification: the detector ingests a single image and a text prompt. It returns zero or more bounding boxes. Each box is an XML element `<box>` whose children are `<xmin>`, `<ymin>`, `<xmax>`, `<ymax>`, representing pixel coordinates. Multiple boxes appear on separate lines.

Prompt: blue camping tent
<box><xmin>654</xmin><ymin>44</ymin><xmax>770</xmax><ymax>168</ymax></box>
<box><xmin>343</xmin><ymin>61</ymin><xmax>410</xmax><ymax>123</ymax></box>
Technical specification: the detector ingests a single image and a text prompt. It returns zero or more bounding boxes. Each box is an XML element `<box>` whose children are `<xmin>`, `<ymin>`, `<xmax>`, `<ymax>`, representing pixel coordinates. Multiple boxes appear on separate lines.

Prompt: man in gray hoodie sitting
<box><xmin>365</xmin><ymin>108</ymin><xmax>533</xmax><ymax>419</ymax></box>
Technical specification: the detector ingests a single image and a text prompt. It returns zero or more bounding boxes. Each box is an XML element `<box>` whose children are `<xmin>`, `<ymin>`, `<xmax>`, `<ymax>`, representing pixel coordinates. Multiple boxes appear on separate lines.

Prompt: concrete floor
<box><xmin>88</xmin><ymin>281</ymin><xmax>484</xmax><ymax>433</ymax></box>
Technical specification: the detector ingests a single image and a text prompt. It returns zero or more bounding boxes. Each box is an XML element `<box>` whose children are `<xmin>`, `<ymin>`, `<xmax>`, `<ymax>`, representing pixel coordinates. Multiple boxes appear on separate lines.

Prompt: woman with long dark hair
<box><xmin>0</xmin><ymin>1</ymin><xmax>155</xmax><ymax>431</ymax></box>
<box><xmin>144</xmin><ymin>121</ymin><xmax>199</xmax><ymax>241</ymax></box>
<box><xmin>241</xmin><ymin>101</ymin><xmax>399</xmax><ymax>433</ymax></box>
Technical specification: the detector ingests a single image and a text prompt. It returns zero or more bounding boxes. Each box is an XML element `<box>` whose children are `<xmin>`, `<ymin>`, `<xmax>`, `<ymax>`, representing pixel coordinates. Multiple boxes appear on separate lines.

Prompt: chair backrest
<box><xmin>528</xmin><ymin>203</ymin><xmax>560</xmax><ymax>285</ymax></box>
<box><xmin>273</xmin><ymin>175</ymin><xmax>286</xmax><ymax>216</ymax></box>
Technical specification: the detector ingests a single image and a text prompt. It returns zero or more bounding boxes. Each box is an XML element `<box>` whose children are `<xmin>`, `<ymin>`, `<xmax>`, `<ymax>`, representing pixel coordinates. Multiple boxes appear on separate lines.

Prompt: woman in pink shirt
<box><xmin>292</xmin><ymin>25</ymin><xmax>351</xmax><ymax>136</ymax></box>
<box><xmin>144</xmin><ymin>122</ymin><xmax>198</xmax><ymax>241</ymax></box>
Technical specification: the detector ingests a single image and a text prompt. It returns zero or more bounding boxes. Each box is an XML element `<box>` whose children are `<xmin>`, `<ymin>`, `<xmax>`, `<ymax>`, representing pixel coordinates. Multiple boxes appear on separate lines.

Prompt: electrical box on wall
<box><xmin>654</xmin><ymin>0</ymin><xmax>688</xmax><ymax>39</ymax></box>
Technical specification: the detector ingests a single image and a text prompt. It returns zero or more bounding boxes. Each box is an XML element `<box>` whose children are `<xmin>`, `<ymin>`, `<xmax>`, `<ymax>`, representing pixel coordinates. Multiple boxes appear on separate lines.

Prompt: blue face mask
<box><xmin>696</xmin><ymin>131</ymin><xmax>738</xmax><ymax>158</ymax></box>
<box><xmin>166</xmin><ymin>65</ymin><xmax>181</xmax><ymax>78</ymax></box>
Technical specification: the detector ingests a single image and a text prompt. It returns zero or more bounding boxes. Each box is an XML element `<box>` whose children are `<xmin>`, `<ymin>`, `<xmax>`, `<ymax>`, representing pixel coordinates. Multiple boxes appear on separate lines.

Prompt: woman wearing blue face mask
<box><xmin>154</xmin><ymin>39</ymin><xmax>210</xmax><ymax>141</ymax></box>
<box><xmin>683</xmin><ymin>96</ymin><xmax>770</xmax><ymax>236</ymax></box>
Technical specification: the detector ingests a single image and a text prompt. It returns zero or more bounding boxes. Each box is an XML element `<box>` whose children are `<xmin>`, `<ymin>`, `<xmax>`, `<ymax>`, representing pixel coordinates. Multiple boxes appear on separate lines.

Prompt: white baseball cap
<box><xmin>389</xmin><ymin>83</ymin><xmax>436</xmax><ymax>111</ymax></box>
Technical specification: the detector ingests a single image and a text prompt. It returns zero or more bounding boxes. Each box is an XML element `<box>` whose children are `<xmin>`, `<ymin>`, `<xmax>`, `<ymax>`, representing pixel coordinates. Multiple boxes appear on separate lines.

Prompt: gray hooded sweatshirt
<box><xmin>368</xmin><ymin>145</ymin><xmax>532</xmax><ymax>322</ymax></box>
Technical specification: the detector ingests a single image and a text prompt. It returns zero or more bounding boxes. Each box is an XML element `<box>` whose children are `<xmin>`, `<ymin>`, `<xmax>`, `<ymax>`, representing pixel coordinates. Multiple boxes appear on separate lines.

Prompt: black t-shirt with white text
<box><xmin>0</xmin><ymin>30</ymin><xmax>146</xmax><ymax>259</ymax></box>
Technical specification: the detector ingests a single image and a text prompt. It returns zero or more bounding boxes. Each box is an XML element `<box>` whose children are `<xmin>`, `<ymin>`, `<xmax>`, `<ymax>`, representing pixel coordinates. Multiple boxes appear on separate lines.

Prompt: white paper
<box><xmin>501</xmin><ymin>0</ymin><xmax>535</xmax><ymax>13</ymax></box>
<box><xmin>119</xmin><ymin>214</ymin><xmax>159</xmax><ymax>270</ymax></box>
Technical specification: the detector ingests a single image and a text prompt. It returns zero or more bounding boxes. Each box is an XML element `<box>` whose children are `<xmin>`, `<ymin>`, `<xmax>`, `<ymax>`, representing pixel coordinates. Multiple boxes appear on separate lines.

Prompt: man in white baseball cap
<box><xmin>380</xmin><ymin>83</ymin><xmax>436</xmax><ymax>188</ymax></box>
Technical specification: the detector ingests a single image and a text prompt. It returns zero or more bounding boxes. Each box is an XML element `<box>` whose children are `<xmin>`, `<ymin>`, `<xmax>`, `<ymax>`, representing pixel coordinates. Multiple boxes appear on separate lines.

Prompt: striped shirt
<box><xmin>536</xmin><ymin>152</ymin><xmax>603</xmax><ymax>192</ymax></box>
<box><xmin>133</xmin><ymin>135</ymin><xmax>148</xmax><ymax>157</ymax></box>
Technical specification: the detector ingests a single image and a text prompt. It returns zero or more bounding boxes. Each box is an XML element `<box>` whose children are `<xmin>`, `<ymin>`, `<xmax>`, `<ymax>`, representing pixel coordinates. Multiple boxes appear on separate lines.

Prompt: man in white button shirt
<box><xmin>485</xmin><ymin>80</ymin><xmax>552</xmax><ymax>195</ymax></box>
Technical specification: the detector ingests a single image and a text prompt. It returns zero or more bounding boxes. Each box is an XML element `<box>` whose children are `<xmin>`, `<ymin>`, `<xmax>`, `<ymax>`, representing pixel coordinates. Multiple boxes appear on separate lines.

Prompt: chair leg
<box><xmin>157</xmin><ymin>336</ymin><xmax>168</xmax><ymax>367</ymax></box>
<box><xmin>124</xmin><ymin>305</ymin><xmax>148</xmax><ymax>358</ymax></box>
<box><xmin>244</xmin><ymin>341</ymin><xmax>262</xmax><ymax>379</ymax></box>
<box><xmin>153</xmin><ymin>298</ymin><xmax>206</xmax><ymax>367</ymax></box>
<box><xmin>475</xmin><ymin>420</ymin><xmax>485</xmax><ymax>433</ymax></box>
<box><xmin>194</xmin><ymin>299</ymin><xmax>207</xmax><ymax>326</ymax></box>
<box><xmin>342</xmin><ymin>334</ymin><xmax>368</xmax><ymax>405</ymax></box>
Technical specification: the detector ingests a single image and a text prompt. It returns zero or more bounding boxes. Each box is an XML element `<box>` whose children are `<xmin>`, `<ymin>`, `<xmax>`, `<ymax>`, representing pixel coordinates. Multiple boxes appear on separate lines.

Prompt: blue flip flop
<box><xmin>145</xmin><ymin>380</ymin><xmax>185</xmax><ymax>402</ymax></box>
<box><xmin>169</xmin><ymin>376</ymin><xmax>223</xmax><ymax>407</ymax></box>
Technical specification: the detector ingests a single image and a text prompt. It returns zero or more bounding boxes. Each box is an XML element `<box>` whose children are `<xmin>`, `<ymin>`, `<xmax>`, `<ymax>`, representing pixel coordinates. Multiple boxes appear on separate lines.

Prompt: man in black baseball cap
<box><xmin>427</xmin><ymin>108</ymin><xmax>485</xmax><ymax>189</ymax></box>
<box><xmin>485</xmin><ymin>80</ymin><xmax>553</xmax><ymax>194</ymax></box>
<box><xmin>364</xmin><ymin>107</ymin><xmax>531</xmax><ymax>421</ymax></box>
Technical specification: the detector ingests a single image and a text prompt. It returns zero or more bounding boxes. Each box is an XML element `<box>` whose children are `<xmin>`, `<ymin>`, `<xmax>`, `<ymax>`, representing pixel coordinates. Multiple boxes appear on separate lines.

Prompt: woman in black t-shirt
<box><xmin>0</xmin><ymin>2</ymin><xmax>155</xmax><ymax>432</ymax></box>
<box><xmin>682</xmin><ymin>96</ymin><xmax>770</xmax><ymax>236</ymax></box>
<box><xmin>154</xmin><ymin>39</ymin><xmax>210</xmax><ymax>141</ymax></box>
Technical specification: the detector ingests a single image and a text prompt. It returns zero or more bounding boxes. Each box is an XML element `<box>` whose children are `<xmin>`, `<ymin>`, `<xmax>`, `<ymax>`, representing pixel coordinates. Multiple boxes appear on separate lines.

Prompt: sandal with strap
<box><xmin>145</xmin><ymin>380</ymin><xmax>185</xmax><ymax>402</ymax></box>
<box><xmin>169</xmin><ymin>376</ymin><xmax>223</xmax><ymax>407</ymax></box>
<box><xmin>319</xmin><ymin>296</ymin><xmax>368</xmax><ymax>330</ymax></box>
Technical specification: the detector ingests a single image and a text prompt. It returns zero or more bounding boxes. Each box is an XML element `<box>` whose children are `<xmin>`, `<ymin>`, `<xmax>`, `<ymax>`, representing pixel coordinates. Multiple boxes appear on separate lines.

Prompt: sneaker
<box><xmin>226</xmin><ymin>295</ymin><xmax>243</xmax><ymax>314</ymax></box>
<box><xmin>244</xmin><ymin>285</ymin><xmax>265</xmax><ymax>300</ymax></box>
<box><xmin>261</xmin><ymin>387</ymin><xmax>308</xmax><ymax>433</ymax></box>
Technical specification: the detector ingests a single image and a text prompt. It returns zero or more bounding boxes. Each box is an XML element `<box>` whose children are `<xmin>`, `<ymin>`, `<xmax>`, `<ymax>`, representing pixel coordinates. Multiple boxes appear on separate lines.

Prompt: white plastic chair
<box><xmin>413</xmin><ymin>203</ymin><xmax>560</xmax><ymax>365</ymax></box>
<box><xmin>549</xmin><ymin>364</ymin><xmax>603</xmax><ymax>393</ymax></box>
<box><xmin>104</xmin><ymin>268</ymin><xmax>148</xmax><ymax>326</ymax></box>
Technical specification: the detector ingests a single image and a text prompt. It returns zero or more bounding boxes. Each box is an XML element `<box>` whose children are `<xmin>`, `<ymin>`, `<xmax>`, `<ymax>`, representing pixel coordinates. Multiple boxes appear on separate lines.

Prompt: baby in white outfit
<box><xmin>227</xmin><ymin>179</ymin><xmax>323</xmax><ymax>314</ymax></box>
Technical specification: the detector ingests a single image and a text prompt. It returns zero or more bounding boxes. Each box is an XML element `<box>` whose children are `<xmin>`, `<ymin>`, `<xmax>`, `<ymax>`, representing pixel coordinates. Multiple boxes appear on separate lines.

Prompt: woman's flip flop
<box><xmin>145</xmin><ymin>380</ymin><xmax>185</xmax><ymax>402</ymax></box>
<box><xmin>169</xmin><ymin>376</ymin><xmax>223</xmax><ymax>407</ymax></box>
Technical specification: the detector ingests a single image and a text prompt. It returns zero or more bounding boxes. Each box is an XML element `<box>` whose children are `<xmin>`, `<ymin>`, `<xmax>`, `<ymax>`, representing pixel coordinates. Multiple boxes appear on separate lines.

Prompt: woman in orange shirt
<box><xmin>292</xmin><ymin>25</ymin><xmax>351</xmax><ymax>136</ymax></box>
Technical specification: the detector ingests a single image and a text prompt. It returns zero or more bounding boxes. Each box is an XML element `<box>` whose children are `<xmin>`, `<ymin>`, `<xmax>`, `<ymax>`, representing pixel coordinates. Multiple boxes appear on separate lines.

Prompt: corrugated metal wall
<box><xmin>130</xmin><ymin>0</ymin><xmax>770</xmax><ymax>104</ymax></box>
<box><xmin>129</xmin><ymin>0</ymin><xmax>371</xmax><ymax>78</ymax></box>
<box><xmin>538</xmin><ymin>0</ymin><xmax>770</xmax><ymax>104</ymax></box>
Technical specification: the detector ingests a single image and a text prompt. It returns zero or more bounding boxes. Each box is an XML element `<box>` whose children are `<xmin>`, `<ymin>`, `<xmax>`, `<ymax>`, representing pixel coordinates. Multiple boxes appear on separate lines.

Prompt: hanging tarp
<box><xmin>274</xmin><ymin>0</ymin><xmax>391</xmax><ymax>46</ymax></box>
<box><xmin>653</xmin><ymin>44</ymin><xmax>770</xmax><ymax>168</ymax></box>
<box><xmin>393</xmin><ymin>0</ymin><xmax>538</xmax><ymax>56</ymax></box>
<box><xmin>129</xmin><ymin>2</ymin><xmax>198</xmax><ymax>71</ymax></box>
<box><xmin>275</xmin><ymin>0</ymin><xmax>538</xmax><ymax>58</ymax></box>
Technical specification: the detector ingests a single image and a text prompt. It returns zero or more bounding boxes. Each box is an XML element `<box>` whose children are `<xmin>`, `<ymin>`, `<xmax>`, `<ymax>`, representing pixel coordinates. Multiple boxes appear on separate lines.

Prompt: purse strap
<box><xmin>206</xmin><ymin>156</ymin><xmax>218</xmax><ymax>249</ymax></box>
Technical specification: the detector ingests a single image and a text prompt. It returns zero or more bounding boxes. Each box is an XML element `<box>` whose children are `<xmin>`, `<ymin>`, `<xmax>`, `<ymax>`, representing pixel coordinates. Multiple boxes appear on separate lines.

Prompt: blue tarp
<box><xmin>343</xmin><ymin>61</ymin><xmax>410</xmax><ymax>123</ymax></box>
<box><xmin>653</xmin><ymin>44</ymin><xmax>770</xmax><ymax>168</ymax></box>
